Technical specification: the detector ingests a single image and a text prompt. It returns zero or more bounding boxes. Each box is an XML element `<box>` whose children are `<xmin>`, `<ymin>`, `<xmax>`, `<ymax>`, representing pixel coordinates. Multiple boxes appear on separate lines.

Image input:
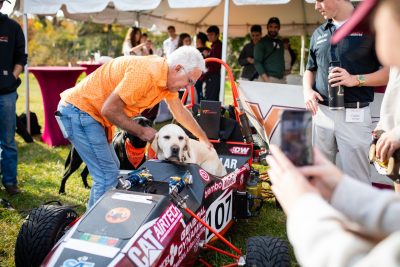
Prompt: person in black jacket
<box><xmin>238</xmin><ymin>25</ymin><xmax>262</xmax><ymax>80</ymax></box>
<box><xmin>194</xmin><ymin>32</ymin><xmax>210</xmax><ymax>102</ymax></box>
<box><xmin>200</xmin><ymin>25</ymin><xmax>222</xmax><ymax>101</ymax></box>
<box><xmin>0</xmin><ymin>0</ymin><xmax>28</xmax><ymax>195</ymax></box>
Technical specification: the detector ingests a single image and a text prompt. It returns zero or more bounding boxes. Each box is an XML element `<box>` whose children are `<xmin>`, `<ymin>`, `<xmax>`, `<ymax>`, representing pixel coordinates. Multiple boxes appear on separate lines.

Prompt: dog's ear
<box><xmin>151</xmin><ymin>132</ymin><xmax>159</xmax><ymax>155</ymax></box>
<box><xmin>183</xmin><ymin>136</ymin><xmax>191</xmax><ymax>159</ymax></box>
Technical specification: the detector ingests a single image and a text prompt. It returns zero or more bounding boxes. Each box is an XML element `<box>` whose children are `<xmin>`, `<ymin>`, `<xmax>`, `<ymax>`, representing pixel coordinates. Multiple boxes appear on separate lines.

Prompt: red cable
<box><xmin>184</xmin><ymin>207</ymin><xmax>242</xmax><ymax>255</ymax></box>
<box><xmin>203</xmin><ymin>244</ymin><xmax>240</xmax><ymax>260</ymax></box>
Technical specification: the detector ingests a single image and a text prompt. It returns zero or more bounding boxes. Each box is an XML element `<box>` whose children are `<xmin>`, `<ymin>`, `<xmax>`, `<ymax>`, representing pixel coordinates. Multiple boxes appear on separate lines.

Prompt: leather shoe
<box><xmin>4</xmin><ymin>185</ymin><xmax>21</xmax><ymax>195</ymax></box>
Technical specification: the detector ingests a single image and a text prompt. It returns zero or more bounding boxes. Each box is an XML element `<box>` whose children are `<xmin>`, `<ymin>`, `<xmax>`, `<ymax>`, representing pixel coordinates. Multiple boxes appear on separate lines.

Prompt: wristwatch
<box><xmin>356</xmin><ymin>74</ymin><xmax>366</xmax><ymax>87</ymax></box>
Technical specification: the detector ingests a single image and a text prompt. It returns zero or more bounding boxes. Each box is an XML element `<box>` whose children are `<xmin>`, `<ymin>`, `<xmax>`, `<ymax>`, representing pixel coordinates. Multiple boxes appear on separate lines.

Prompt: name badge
<box><xmin>345</xmin><ymin>108</ymin><xmax>364</xmax><ymax>123</ymax></box>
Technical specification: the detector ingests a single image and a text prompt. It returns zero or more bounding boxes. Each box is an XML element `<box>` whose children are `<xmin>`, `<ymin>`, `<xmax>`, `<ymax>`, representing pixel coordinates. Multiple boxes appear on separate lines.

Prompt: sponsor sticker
<box><xmin>202</xmin><ymin>109</ymin><xmax>218</xmax><ymax>115</ymax></box>
<box><xmin>221</xmin><ymin>158</ymin><xmax>238</xmax><ymax>169</ymax></box>
<box><xmin>199</xmin><ymin>169</ymin><xmax>210</xmax><ymax>182</ymax></box>
<box><xmin>112</xmin><ymin>192</ymin><xmax>152</xmax><ymax>204</ymax></box>
<box><xmin>128</xmin><ymin>204</ymin><xmax>183</xmax><ymax>267</ymax></box>
<box><xmin>79</xmin><ymin>233</ymin><xmax>119</xmax><ymax>247</ymax></box>
<box><xmin>62</xmin><ymin>257</ymin><xmax>95</xmax><ymax>267</ymax></box>
<box><xmin>205</xmin><ymin>181</ymin><xmax>223</xmax><ymax>199</ymax></box>
<box><xmin>229</xmin><ymin>146</ymin><xmax>250</xmax><ymax>155</ymax></box>
<box><xmin>105</xmin><ymin>207</ymin><xmax>131</xmax><ymax>224</ymax></box>
<box><xmin>159</xmin><ymin>207</ymin><xmax>206</xmax><ymax>267</ymax></box>
<box><xmin>63</xmin><ymin>239</ymin><xmax>120</xmax><ymax>258</ymax></box>
<box><xmin>169</xmin><ymin>244</ymin><xmax>178</xmax><ymax>266</ymax></box>
<box><xmin>206</xmin><ymin>191</ymin><xmax>233</xmax><ymax>241</ymax></box>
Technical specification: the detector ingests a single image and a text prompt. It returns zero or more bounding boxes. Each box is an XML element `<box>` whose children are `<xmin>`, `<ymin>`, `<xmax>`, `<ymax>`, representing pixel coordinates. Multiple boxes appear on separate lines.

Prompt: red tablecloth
<box><xmin>78</xmin><ymin>62</ymin><xmax>103</xmax><ymax>75</ymax></box>
<box><xmin>374</xmin><ymin>85</ymin><xmax>386</xmax><ymax>93</ymax></box>
<box><xmin>29</xmin><ymin>66</ymin><xmax>86</xmax><ymax>146</ymax></box>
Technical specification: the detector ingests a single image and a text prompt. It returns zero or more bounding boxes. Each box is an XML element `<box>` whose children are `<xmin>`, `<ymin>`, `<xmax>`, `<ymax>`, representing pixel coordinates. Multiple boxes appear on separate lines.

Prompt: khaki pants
<box><xmin>313</xmin><ymin>104</ymin><xmax>372</xmax><ymax>184</ymax></box>
<box><xmin>257</xmin><ymin>76</ymin><xmax>286</xmax><ymax>84</ymax></box>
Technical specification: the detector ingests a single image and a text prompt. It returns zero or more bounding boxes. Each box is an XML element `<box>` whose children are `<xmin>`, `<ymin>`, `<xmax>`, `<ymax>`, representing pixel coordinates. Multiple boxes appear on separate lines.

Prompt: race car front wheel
<box><xmin>15</xmin><ymin>204</ymin><xmax>78</xmax><ymax>267</ymax></box>
<box><xmin>245</xmin><ymin>236</ymin><xmax>290</xmax><ymax>267</ymax></box>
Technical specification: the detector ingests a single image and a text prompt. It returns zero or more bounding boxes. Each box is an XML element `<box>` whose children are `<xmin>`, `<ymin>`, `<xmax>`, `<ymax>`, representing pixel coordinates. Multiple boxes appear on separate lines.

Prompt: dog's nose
<box><xmin>171</xmin><ymin>145</ymin><xmax>180</xmax><ymax>156</ymax></box>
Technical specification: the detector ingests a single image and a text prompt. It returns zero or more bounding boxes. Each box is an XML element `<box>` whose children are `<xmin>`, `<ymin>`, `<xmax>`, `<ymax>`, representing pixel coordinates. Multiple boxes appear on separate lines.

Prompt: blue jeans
<box><xmin>57</xmin><ymin>103</ymin><xmax>120</xmax><ymax>208</ymax></box>
<box><xmin>0</xmin><ymin>92</ymin><xmax>18</xmax><ymax>186</ymax></box>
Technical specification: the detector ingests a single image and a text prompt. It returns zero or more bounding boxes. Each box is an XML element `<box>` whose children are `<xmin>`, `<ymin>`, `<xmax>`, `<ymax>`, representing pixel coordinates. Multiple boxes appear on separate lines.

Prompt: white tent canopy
<box><xmin>16</xmin><ymin>0</ymin><xmax>322</xmax><ymax>101</ymax></box>
<box><xmin>15</xmin><ymin>0</ymin><xmax>322</xmax><ymax>37</ymax></box>
<box><xmin>15</xmin><ymin>0</ymin><xmax>322</xmax><ymax>123</ymax></box>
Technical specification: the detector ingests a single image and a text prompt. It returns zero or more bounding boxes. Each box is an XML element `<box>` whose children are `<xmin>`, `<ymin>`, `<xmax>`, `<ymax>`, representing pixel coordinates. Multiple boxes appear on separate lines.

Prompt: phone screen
<box><xmin>280</xmin><ymin>110</ymin><xmax>313</xmax><ymax>166</ymax></box>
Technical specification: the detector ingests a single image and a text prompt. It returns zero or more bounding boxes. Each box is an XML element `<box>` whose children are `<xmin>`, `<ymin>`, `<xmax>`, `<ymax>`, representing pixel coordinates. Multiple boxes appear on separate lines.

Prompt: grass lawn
<box><xmin>0</xmin><ymin>74</ymin><xmax>296</xmax><ymax>266</ymax></box>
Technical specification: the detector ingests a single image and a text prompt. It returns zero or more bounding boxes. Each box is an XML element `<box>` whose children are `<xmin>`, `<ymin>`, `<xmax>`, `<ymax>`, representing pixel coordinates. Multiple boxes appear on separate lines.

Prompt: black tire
<box><xmin>246</xmin><ymin>236</ymin><xmax>290</xmax><ymax>267</ymax></box>
<box><xmin>15</xmin><ymin>205</ymin><xmax>78</xmax><ymax>267</ymax></box>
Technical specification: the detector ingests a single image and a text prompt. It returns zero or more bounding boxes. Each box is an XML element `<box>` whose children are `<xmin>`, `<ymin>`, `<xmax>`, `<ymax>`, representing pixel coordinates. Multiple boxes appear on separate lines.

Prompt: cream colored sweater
<box><xmin>376</xmin><ymin>67</ymin><xmax>400</xmax><ymax>137</ymax></box>
<box><xmin>287</xmin><ymin>176</ymin><xmax>400</xmax><ymax>267</ymax></box>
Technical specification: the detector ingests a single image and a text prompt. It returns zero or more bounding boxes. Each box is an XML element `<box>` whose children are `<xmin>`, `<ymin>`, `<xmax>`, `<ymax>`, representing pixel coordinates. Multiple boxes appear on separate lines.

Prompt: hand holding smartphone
<box><xmin>280</xmin><ymin>110</ymin><xmax>313</xmax><ymax>166</ymax></box>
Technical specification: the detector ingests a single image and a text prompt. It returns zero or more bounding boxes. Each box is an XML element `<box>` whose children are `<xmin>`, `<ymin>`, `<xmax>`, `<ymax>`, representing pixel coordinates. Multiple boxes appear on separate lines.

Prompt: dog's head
<box><xmin>151</xmin><ymin>124</ymin><xmax>190</xmax><ymax>162</ymax></box>
<box><xmin>125</xmin><ymin>116</ymin><xmax>153</xmax><ymax>147</ymax></box>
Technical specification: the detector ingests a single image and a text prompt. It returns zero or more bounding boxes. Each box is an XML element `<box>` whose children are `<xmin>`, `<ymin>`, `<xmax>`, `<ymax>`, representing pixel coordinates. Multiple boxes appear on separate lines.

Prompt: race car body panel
<box><xmin>41</xmin><ymin>143</ymin><xmax>252</xmax><ymax>267</ymax></box>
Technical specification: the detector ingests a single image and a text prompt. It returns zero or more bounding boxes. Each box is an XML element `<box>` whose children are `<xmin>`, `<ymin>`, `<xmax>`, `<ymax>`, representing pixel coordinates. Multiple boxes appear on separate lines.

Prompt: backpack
<box><xmin>16</xmin><ymin>112</ymin><xmax>42</xmax><ymax>143</ymax></box>
<box><xmin>18</xmin><ymin>112</ymin><xmax>41</xmax><ymax>135</ymax></box>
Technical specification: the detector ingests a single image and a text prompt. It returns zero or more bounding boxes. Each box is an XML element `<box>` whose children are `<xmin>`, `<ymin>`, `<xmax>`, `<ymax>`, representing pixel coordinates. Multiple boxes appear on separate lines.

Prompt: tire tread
<box><xmin>15</xmin><ymin>205</ymin><xmax>78</xmax><ymax>267</ymax></box>
<box><xmin>246</xmin><ymin>236</ymin><xmax>290</xmax><ymax>267</ymax></box>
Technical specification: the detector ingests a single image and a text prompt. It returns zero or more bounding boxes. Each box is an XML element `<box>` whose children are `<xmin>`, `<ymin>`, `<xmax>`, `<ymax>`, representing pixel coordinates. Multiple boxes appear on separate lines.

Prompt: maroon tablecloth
<box><xmin>29</xmin><ymin>66</ymin><xmax>86</xmax><ymax>146</ymax></box>
<box><xmin>78</xmin><ymin>62</ymin><xmax>103</xmax><ymax>75</ymax></box>
<box><xmin>374</xmin><ymin>85</ymin><xmax>386</xmax><ymax>93</ymax></box>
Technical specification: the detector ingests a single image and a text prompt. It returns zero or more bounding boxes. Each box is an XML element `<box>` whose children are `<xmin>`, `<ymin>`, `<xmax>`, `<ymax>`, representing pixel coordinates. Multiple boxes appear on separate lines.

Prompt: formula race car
<box><xmin>14</xmin><ymin>59</ymin><xmax>290</xmax><ymax>267</ymax></box>
<box><xmin>15</xmin><ymin>145</ymin><xmax>289</xmax><ymax>267</ymax></box>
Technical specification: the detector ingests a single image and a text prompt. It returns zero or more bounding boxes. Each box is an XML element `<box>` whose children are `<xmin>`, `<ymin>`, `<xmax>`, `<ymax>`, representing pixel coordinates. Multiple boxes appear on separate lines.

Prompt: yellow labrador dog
<box><xmin>151</xmin><ymin>124</ymin><xmax>227</xmax><ymax>176</ymax></box>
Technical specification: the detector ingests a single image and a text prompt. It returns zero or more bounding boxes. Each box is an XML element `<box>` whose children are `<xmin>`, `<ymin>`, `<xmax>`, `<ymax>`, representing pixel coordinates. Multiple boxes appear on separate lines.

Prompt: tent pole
<box><xmin>23</xmin><ymin>13</ymin><xmax>30</xmax><ymax>133</ymax></box>
<box><xmin>300</xmin><ymin>34</ymin><xmax>305</xmax><ymax>76</ymax></box>
<box><xmin>219</xmin><ymin>0</ymin><xmax>230</xmax><ymax>104</ymax></box>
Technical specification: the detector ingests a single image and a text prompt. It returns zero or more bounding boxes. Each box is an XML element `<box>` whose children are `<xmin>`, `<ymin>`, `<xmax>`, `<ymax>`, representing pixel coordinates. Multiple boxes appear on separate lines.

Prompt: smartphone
<box><xmin>280</xmin><ymin>110</ymin><xmax>313</xmax><ymax>166</ymax></box>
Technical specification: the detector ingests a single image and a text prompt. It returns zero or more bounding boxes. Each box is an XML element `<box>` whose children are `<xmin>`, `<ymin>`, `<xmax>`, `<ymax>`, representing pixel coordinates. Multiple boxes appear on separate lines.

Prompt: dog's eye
<box><xmin>163</xmin><ymin>135</ymin><xmax>170</xmax><ymax>140</ymax></box>
<box><xmin>178</xmin><ymin>136</ymin><xmax>184</xmax><ymax>141</ymax></box>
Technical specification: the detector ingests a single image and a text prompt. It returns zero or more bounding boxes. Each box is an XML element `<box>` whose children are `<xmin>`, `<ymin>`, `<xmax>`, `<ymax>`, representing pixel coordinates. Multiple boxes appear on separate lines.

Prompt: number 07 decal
<box><xmin>205</xmin><ymin>190</ymin><xmax>233</xmax><ymax>241</ymax></box>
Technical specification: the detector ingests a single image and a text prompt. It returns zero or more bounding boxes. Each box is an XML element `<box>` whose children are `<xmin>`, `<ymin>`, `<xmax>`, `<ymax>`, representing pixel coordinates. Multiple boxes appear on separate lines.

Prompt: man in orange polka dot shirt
<box><xmin>56</xmin><ymin>46</ymin><xmax>211</xmax><ymax>207</ymax></box>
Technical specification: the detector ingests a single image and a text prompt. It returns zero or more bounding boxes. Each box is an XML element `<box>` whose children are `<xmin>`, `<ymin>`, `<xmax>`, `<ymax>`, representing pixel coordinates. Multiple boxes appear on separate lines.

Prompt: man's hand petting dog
<box><xmin>151</xmin><ymin>124</ymin><xmax>227</xmax><ymax>176</ymax></box>
<box><xmin>199</xmin><ymin>137</ymin><xmax>213</xmax><ymax>150</ymax></box>
<box><xmin>138</xmin><ymin>126</ymin><xmax>157</xmax><ymax>142</ymax></box>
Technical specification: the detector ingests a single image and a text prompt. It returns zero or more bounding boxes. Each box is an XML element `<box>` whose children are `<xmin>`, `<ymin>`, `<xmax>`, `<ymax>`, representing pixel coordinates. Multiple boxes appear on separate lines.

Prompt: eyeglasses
<box><xmin>181</xmin><ymin>67</ymin><xmax>196</xmax><ymax>88</ymax></box>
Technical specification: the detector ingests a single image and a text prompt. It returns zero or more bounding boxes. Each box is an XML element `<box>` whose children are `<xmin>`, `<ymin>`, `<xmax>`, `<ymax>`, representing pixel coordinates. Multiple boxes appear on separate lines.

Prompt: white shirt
<box><xmin>163</xmin><ymin>37</ymin><xmax>178</xmax><ymax>58</ymax></box>
<box><xmin>377</xmin><ymin>67</ymin><xmax>400</xmax><ymax>138</ymax></box>
<box><xmin>122</xmin><ymin>41</ymin><xmax>132</xmax><ymax>56</ymax></box>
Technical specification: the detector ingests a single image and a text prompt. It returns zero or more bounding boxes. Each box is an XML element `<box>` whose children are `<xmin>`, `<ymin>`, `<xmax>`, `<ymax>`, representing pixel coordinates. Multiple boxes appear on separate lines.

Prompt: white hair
<box><xmin>167</xmin><ymin>46</ymin><xmax>206</xmax><ymax>72</ymax></box>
